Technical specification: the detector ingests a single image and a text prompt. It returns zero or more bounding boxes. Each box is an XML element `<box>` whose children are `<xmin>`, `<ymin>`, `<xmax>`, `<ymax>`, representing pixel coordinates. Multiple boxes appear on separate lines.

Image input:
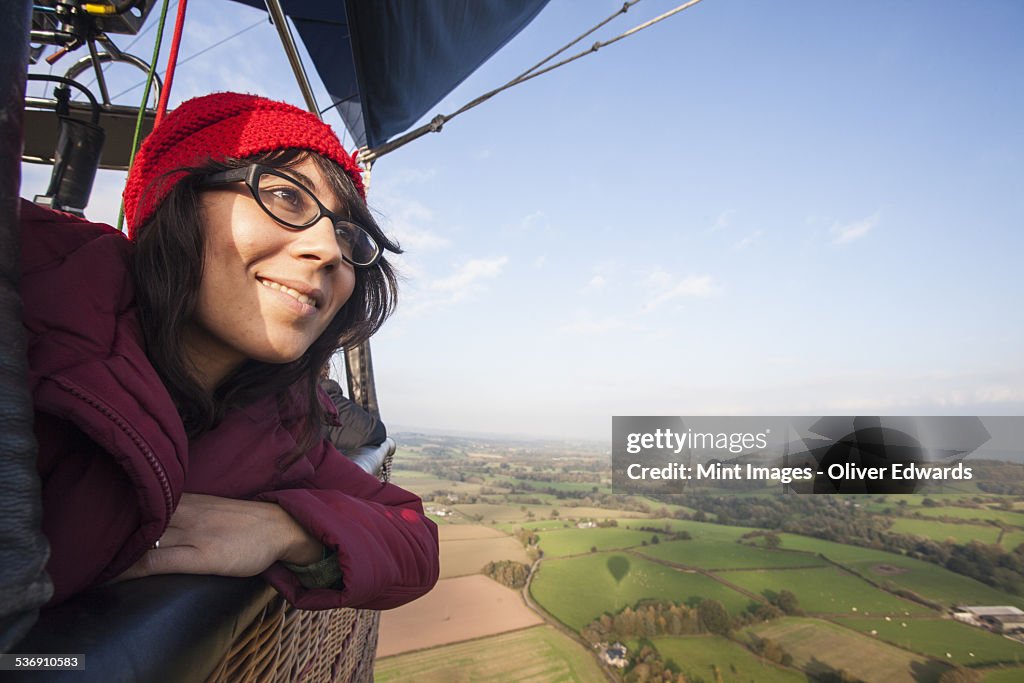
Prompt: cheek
<box><xmin>330</xmin><ymin>271</ymin><xmax>357</xmax><ymax>316</ymax></box>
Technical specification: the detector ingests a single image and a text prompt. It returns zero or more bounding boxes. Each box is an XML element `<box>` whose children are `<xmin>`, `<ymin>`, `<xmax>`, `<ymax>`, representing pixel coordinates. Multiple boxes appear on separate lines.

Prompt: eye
<box><xmin>269</xmin><ymin>186</ymin><xmax>301</xmax><ymax>206</ymax></box>
<box><xmin>334</xmin><ymin>222</ymin><xmax>355</xmax><ymax>245</ymax></box>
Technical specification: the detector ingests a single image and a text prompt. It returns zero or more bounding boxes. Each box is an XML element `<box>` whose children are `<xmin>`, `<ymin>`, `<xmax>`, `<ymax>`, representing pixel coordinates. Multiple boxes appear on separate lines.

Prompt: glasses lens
<box><xmin>334</xmin><ymin>221</ymin><xmax>380</xmax><ymax>267</ymax></box>
<box><xmin>256</xmin><ymin>172</ymin><xmax>319</xmax><ymax>227</ymax></box>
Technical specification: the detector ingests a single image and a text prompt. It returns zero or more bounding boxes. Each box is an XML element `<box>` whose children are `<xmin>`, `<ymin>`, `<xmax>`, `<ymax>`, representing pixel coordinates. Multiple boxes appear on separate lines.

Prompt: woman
<box><xmin>22</xmin><ymin>92</ymin><xmax>439</xmax><ymax>610</ymax></box>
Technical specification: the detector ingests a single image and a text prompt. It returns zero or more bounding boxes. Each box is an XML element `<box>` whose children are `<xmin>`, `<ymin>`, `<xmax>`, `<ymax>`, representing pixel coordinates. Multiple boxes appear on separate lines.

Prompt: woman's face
<box><xmin>184</xmin><ymin>157</ymin><xmax>355</xmax><ymax>388</ymax></box>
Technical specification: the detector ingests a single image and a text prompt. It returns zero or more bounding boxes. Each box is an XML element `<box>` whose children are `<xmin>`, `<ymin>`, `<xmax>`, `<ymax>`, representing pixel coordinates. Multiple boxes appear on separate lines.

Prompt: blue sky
<box><xmin>23</xmin><ymin>0</ymin><xmax>1024</xmax><ymax>439</ymax></box>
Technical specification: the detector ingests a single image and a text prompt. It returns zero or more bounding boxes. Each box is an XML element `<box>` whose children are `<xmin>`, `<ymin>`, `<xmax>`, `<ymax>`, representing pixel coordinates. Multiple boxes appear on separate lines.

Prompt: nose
<box><xmin>291</xmin><ymin>215</ymin><xmax>345</xmax><ymax>270</ymax></box>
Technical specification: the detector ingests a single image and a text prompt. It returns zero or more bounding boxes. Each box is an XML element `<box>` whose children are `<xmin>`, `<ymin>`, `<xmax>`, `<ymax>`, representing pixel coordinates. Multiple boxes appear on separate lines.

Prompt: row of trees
<box><xmin>580</xmin><ymin>592</ymin><xmax>801</xmax><ymax>646</ymax></box>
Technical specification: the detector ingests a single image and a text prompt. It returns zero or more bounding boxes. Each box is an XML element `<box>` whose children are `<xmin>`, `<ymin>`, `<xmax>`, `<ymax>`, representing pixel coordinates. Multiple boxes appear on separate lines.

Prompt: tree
<box><xmin>774</xmin><ymin>589</ymin><xmax>800</xmax><ymax>615</ymax></box>
<box><xmin>697</xmin><ymin>599</ymin><xmax>730</xmax><ymax>636</ymax></box>
<box><xmin>763</xmin><ymin>532</ymin><xmax>782</xmax><ymax>549</ymax></box>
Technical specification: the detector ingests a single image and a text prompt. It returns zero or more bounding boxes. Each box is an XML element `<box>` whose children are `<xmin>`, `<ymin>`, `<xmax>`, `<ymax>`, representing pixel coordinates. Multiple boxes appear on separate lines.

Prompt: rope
<box><xmin>117</xmin><ymin>0</ymin><xmax>171</xmax><ymax>232</ymax></box>
<box><xmin>511</xmin><ymin>1</ymin><xmax>643</xmax><ymax>85</ymax></box>
<box><xmin>155</xmin><ymin>0</ymin><xmax>188</xmax><ymax>125</ymax></box>
<box><xmin>360</xmin><ymin>0</ymin><xmax>705</xmax><ymax>165</ymax></box>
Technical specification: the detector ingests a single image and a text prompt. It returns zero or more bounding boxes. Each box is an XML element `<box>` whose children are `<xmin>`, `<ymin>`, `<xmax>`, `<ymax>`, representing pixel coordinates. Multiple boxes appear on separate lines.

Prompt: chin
<box><xmin>250</xmin><ymin>343</ymin><xmax>315</xmax><ymax>365</ymax></box>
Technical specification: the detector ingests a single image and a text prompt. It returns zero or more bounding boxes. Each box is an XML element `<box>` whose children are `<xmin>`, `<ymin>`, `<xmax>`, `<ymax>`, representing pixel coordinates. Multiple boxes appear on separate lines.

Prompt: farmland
<box><xmin>834</xmin><ymin>616</ymin><xmax>1024</xmax><ymax>666</ymax></box>
<box><xmin>747</xmin><ymin>617</ymin><xmax>948</xmax><ymax>683</ymax></box>
<box><xmin>889</xmin><ymin>517</ymin><xmax>1002</xmax><ymax>545</ymax></box>
<box><xmin>535</xmin><ymin>527</ymin><xmax>655</xmax><ymax>558</ymax></box>
<box><xmin>759</xmin><ymin>533</ymin><xmax>1024</xmax><ymax>608</ymax></box>
<box><xmin>636</xmin><ymin>538</ymin><xmax>829</xmax><ymax>570</ymax></box>
<box><xmin>377</xmin><ymin>575</ymin><xmax>542</xmax><ymax>657</ymax></box>
<box><xmin>724</xmin><ymin>566</ymin><xmax>933</xmax><ymax>616</ymax></box>
<box><xmin>529</xmin><ymin>551</ymin><xmax>752</xmax><ymax>631</ymax></box>
<box><xmin>377</xmin><ymin>433</ymin><xmax>1024</xmax><ymax>682</ymax></box>
<box><xmin>375</xmin><ymin>625</ymin><xmax>606</xmax><ymax>683</ymax></box>
<box><xmin>650</xmin><ymin>635</ymin><xmax>805</xmax><ymax>683</ymax></box>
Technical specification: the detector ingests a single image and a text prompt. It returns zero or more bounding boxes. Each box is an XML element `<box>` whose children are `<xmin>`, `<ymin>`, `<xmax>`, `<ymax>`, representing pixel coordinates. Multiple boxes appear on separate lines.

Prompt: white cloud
<box><xmin>373</xmin><ymin>195</ymin><xmax>450</xmax><ymax>252</ymax></box>
<box><xmin>397</xmin><ymin>256</ymin><xmax>509</xmax><ymax>318</ymax></box>
<box><xmin>430</xmin><ymin>257</ymin><xmax>509</xmax><ymax>293</ymax></box>
<box><xmin>642</xmin><ymin>272</ymin><xmax>718</xmax><ymax>313</ymax></box>
<box><xmin>392</xmin><ymin>225</ymin><xmax>450</xmax><ymax>251</ymax></box>
<box><xmin>583</xmin><ymin>275</ymin><xmax>607</xmax><ymax>292</ymax></box>
<box><xmin>831</xmin><ymin>213</ymin><xmax>879</xmax><ymax>245</ymax></box>
<box><xmin>533</xmin><ymin>254</ymin><xmax>548</xmax><ymax>269</ymax></box>
<box><xmin>712</xmin><ymin>209</ymin><xmax>736</xmax><ymax>231</ymax></box>
<box><xmin>518</xmin><ymin>210</ymin><xmax>549</xmax><ymax>231</ymax></box>
<box><xmin>734</xmin><ymin>230</ymin><xmax>763</xmax><ymax>250</ymax></box>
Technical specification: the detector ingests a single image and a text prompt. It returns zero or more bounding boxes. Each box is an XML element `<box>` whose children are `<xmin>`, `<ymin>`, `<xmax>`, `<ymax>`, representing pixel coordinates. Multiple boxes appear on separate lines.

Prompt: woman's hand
<box><xmin>114</xmin><ymin>493</ymin><xmax>324</xmax><ymax>581</ymax></box>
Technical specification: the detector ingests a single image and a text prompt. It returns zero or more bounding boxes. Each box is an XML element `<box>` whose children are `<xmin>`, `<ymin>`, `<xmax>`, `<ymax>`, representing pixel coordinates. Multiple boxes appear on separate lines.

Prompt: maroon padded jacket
<box><xmin>20</xmin><ymin>200</ymin><xmax>438</xmax><ymax>610</ymax></box>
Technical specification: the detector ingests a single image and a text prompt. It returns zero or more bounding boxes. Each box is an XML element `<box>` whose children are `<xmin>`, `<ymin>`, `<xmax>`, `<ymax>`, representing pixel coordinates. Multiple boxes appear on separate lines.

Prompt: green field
<box><xmin>762</xmin><ymin>533</ymin><xmax>1024</xmax><ymax>608</ymax></box>
<box><xmin>748</xmin><ymin>617</ymin><xmax>948</xmax><ymax>683</ymax></box>
<box><xmin>535</xmin><ymin>528</ymin><xmax>656</xmax><ymax>557</ymax></box>
<box><xmin>724</xmin><ymin>566</ymin><xmax>933</xmax><ymax>616</ymax></box>
<box><xmin>529</xmin><ymin>552</ymin><xmax>752</xmax><ymax>631</ymax></box>
<box><xmin>983</xmin><ymin>667</ymin><xmax>1024</xmax><ymax>682</ymax></box>
<box><xmin>834</xmin><ymin>617</ymin><xmax>1024</xmax><ymax>666</ymax></box>
<box><xmin>375</xmin><ymin>625</ymin><xmax>605</xmax><ymax>682</ymax></box>
<box><xmin>495</xmin><ymin>519</ymin><xmax>579</xmax><ymax>533</ymax></box>
<box><xmin>889</xmin><ymin>518</ymin><xmax>1002</xmax><ymax>545</ymax></box>
<box><xmin>636</xmin><ymin>538</ymin><xmax>828</xmax><ymax>570</ymax></box>
<box><xmin>391</xmin><ymin>470</ymin><xmax>486</xmax><ymax>496</ymax></box>
<box><xmin>1000</xmin><ymin>529</ymin><xmax>1024</xmax><ymax>551</ymax></box>
<box><xmin>651</xmin><ymin>635</ymin><xmax>805</xmax><ymax>683</ymax></box>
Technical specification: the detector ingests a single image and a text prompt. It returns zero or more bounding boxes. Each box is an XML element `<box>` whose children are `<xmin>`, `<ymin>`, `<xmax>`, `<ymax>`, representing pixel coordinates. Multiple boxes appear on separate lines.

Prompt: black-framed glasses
<box><xmin>199</xmin><ymin>164</ymin><xmax>381</xmax><ymax>268</ymax></box>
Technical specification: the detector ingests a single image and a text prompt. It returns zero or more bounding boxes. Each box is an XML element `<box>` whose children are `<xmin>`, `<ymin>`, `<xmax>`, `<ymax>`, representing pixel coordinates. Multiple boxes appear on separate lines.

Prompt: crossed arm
<box><xmin>114</xmin><ymin>493</ymin><xmax>323</xmax><ymax>581</ymax></box>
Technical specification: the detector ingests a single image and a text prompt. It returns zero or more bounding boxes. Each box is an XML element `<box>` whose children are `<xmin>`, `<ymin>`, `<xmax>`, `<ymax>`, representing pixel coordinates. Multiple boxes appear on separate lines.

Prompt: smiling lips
<box><xmin>258</xmin><ymin>277</ymin><xmax>319</xmax><ymax>309</ymax></box>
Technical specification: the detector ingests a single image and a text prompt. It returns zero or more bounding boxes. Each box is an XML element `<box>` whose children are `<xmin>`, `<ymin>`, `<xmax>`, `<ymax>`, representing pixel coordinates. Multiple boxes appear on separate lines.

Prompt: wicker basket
<box><xmin>205</xmin><ymin>601</ymin><xmax>381</xmax><ymax>683</ymax></box>
<box><xmin>205</xmin><ymin>446</ymin><xmax>395</xmax><ymax>683</ymax></box>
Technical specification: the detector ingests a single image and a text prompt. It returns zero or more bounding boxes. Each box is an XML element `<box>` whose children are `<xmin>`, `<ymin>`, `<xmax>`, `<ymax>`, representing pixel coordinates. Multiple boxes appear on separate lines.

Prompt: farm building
<box><xmin>599</xmin><ymin>642</ymin><xmax>628</xmax><ymax>668</ymax></box>
<box><xmin>954</xmin><ymin>606</ymin><xmax>1024</xmax><ymax>633</ymax></box>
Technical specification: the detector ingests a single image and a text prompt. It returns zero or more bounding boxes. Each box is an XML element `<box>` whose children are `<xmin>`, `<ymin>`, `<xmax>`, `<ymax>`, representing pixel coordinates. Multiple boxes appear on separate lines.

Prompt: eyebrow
<box><xmin>282</xmin><ymin>168</ymin><xmax>317</xmax><ymax>191</ymax></box>
<box><xmin>281</xmin><ymin>167</ymin><xmax>350</xmax><ymax>217</ymax></box>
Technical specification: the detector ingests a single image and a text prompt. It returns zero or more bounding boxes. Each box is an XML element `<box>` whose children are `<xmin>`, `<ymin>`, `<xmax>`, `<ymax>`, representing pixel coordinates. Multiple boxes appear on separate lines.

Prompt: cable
<box><xmin>81</xmin><ymin>1</ymin><xmax>179</xmax><ymax>91</ymax></box>
<box><xmin>110</xmin><ymin>18</ymin><xmax>264</xmax><ymax>101</ymax></box>
<box><xmin>26</xmin><ymin>74</ymin><xmax>101</xmax><ymax>123</ymax></box>
<box><xmin>361</xmin><ymin>0</ymin><xmax>705</xmax><ymax>164</ymax></box>
<box><xmin>117</xmin><ymin>0</ymin><xmax>171</xmax><ymax>231</ymax></box>
<box><xmin>512</xmin><ymin>1</ymin><xmax>642</xmax><ymax>83</ymax></box>
<box><xmin>154</xmin><ymin>0</ymin><xmax>188</xmax><ymax>125</ymax></box>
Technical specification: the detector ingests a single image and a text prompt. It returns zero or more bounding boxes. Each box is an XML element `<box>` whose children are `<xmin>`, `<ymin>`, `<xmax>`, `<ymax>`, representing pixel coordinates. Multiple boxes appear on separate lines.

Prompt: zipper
<box><xmin>57</xmin><ymin>380</ymin><xmax>175</xmax><ymax>521</ymax></box>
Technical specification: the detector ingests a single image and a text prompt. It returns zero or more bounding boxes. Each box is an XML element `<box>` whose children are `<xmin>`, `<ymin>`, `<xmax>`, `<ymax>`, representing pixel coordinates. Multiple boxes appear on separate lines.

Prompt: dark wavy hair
<box><xmin>130</xmin><ymin>149</ymin><xmax>400</xmax><ymax>461</ymax></box>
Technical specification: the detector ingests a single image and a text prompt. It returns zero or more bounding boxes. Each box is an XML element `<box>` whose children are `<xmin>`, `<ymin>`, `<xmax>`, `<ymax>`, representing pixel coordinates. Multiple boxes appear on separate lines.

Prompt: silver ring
<box><xmin>153</xmin><ymin>539</ymin><xmax>161</xmax><ymax>549</ymax></box>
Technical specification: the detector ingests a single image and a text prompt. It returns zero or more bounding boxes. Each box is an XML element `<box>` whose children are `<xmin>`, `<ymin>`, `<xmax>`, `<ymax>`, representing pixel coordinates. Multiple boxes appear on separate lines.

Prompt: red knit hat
<box><xmin>122</xmin><ymin>91</ymin><xmax>365</xmax><ymax>239</ymax></box>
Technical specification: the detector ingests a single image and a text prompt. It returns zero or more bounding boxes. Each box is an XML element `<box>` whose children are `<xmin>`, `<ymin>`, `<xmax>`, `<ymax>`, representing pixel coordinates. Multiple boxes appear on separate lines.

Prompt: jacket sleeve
<box><xmin>254</xmin><ymin>438</ymin><xmax>439</xmax><ymax>610</ymax></box>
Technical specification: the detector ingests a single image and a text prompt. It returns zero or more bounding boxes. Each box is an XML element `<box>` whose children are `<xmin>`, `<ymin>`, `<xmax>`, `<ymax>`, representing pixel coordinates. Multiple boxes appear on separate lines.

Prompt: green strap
<box><xmin>116</xmin><ymin>0</ymin><xmax>171</xmax><ymax>232</ymax></box>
